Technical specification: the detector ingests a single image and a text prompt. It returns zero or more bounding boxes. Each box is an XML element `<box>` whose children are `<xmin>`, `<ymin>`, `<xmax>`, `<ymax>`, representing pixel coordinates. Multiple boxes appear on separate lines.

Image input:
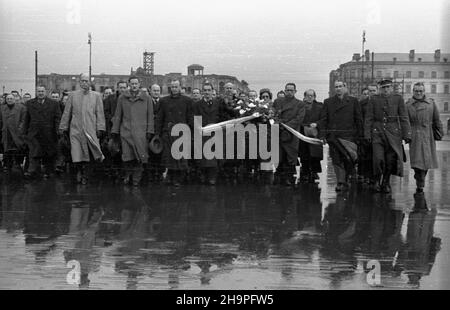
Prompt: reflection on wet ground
<box><xmin>1</xmin><ymin>151</ymin><xmax>450</xmax><ymax>290</ymax></box>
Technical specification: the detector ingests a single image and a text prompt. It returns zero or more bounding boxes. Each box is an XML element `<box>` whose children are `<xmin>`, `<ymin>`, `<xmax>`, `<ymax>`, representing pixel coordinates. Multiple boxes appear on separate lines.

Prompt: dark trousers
<box><xmin>73</xmin><ymin>149</ymin><xmax>99</xmax><ymax>182</ymax></box>
<box><xmin>148</xmin><ymin>151</ymin><xmax>164</xmax><ymax>181</ymax></box>
<box><xmin>329</xmin><ymin>143</ymin><xmax>353</xmax><ymax>184</ymax></box>
<box><xmin>29</xmin><ymin>156</ymin><xmax>55</xmax><ymax>175</ymax></box>
<box><xmin>299</xmin><ymin>141</ymin><xmax>322</xmax><ymax>174</ymax></box>
<box><xmin>414</xmin><ymin>168</ymin><xmax>428</xmax><ymax>189</ymax></box>
<box><xmin>201</xmin><ymin>167</ymin><xmax>218</xmax><ymax>182</ymax></box>
<box><xmin>3</xmin><ymin>150</ymin><xmax>24</xmax><ymax>170</ymax></box>
<box><xmin>372</xmin><ymin>134</ymin><xmax>397</xmax><ymax>181</ymax></box>
<box><xmin>124</xmin><ymin>160</ymin><xmax>144</xmax><ymax>184</ymax></box>
<box><xmin>275</xmin><ymin>147</ymin><xmax>296</xmax><ymax>182</ymax></box>
<box><xmin>56</xmin><ymin>136</ymin><xmax>71</xmax><ymax>172</ymax></box>
<box><xmin>358</xmin><ymin>141</ymin><xmax>373</xmax><ymax>180</ymax></box>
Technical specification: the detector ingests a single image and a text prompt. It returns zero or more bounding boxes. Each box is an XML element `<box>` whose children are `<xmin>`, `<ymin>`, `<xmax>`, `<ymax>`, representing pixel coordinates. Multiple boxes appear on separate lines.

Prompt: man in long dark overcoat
<box><xmin>273</xmin><ymin>83</ymin><xmax>305</xmax><ymax>186</ymax></box>
<box><xmin>357</xmin><ymin>84</ymin><xmax>378</xmax><ymax>186</ymax></box>
<box><xmin>148</xmin><ymin>84</ymin><xmax>164</xmax><ymax>183</ymax></box>
<box><xmin>103</xmin><ymin>80</ymin><xmax>128</xmax><ymax>179</ymax></box>
<box><xmin>23</xmin><ymin>86</ymin><xmax>61</xmax><ymax>178</ymax></box>
<box><xmin>319</xmin><ymin>81</ymin><xmax>363</xmax><ymax>192</ymax></box>
<box><xmin>0</xmin><ymin>94</ymin><xmax>27</xmax><ymax>172</ymax></box>
<box><xmin>299</xmin><ymin>89</ymin><xmax>323</xmax><ymax>183</ymax></box>
<box><xmin>155</xmin><ymin>80</ymin><xmax>193</xmax><ymax>186</ymax></box>
<box><xmin>192</xmin><ymin>82</ymin><xmax>224</xmax><ymax>185</ymax></box>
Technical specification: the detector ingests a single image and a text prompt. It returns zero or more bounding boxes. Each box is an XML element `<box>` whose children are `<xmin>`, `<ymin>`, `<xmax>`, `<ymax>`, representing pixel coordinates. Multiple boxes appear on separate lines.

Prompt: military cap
<box><xmin>378</xmin><ymin>79</ymin><xmax>393</xmax><ymax>87</ymax></box>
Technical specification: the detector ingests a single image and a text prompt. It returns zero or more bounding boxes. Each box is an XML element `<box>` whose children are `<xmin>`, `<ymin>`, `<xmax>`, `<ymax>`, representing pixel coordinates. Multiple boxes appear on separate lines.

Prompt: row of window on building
<box><xmin>382</xmin><ymin>70</ymin><xmax>450</xmax><ymax>79</ymax></box>
<box><xmin>403</xmin><ymin>83</ymin><xmax>449</xmax><ymax>94</ymax></box>
<box><xmin>348</xmin><ymin>70</ymin><xmax>450</xmax><ymax>79</ymax></box>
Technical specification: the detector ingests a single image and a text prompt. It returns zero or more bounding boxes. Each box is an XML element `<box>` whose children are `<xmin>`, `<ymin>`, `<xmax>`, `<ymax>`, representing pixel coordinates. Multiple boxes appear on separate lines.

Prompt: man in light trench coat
<box><xmin>59</xmin><ymin>73</ymin><xmax>106</xmax><ymax>184</ymax></box>
<box><xmin>111</xmin><ymin>76</ymin><xmax>154</xmax><ymax>186</ymax></box>
<box><xmin>406</xmin><ymin>82</ymin><xmax>443</xmax><ymax>193</ymax></box>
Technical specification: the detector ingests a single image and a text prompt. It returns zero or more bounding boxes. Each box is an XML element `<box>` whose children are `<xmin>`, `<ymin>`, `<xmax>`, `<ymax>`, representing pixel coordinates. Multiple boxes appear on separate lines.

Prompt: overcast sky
<box><xmin>0</xmin><ymin>0</ymin><xmax>448</xmax><ymax>99</ymax></box>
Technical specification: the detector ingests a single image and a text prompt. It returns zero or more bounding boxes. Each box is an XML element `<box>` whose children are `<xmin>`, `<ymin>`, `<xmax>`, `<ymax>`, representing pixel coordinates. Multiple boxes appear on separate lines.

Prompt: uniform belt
<box><xmin>376</xmin><ymin>119</ymin><xmax>398</xmax><ymax>123</ymax></box>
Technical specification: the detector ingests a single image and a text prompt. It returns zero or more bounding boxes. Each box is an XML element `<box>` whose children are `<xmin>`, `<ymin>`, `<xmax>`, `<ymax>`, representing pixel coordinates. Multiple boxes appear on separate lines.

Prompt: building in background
<box><xmin>37</xmin><ymin>52</ymin><xmax>249</xmax><ymax>97</ymax></box>
<box><xmin>330</xmin><ymin>49</ymin><xmax>450</xmax><ymax>131</ymax></box>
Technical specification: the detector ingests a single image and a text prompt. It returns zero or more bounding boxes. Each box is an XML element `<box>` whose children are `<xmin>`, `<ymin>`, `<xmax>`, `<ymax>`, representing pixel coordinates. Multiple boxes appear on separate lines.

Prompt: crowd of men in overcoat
<box><xmin>0</xmin><ymin>74</ymin><xmax>444</xmax><ymax>193</ymax></box>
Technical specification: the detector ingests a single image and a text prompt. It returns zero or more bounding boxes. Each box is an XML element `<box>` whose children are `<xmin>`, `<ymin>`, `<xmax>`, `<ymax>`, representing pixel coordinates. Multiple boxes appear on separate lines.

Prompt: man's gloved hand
<box><xmin>96</xmin><ymin>130</ymin><xmax>105</xmax><ymax>139</ymax></box>
<box><xmin>146</xmin><ymin>132</ymin><xmax>155</xmax><ymax>142</ymax></box>
<box><xmin>58</xmin><ymin>129</ymin><xmax>68</xmax><ymax>137</ymax></box>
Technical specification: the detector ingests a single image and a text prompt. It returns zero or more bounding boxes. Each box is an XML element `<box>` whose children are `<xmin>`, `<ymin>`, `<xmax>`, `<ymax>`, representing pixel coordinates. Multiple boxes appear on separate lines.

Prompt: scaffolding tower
<box><xmin>143</xmin><ymin>51</ymin><xmax>155</xmax><ymax>75</ymax></box>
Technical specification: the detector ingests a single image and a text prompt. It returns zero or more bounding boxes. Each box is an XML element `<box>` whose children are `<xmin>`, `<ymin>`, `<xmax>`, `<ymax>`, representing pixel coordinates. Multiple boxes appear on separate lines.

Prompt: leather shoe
<box><xmin>335</xmin><ymin>183</ymin><xmax>344</xmax><ymax>192</ymax></box>
<box><xmin>382</xmin><ymin>184</ymin><xmax>391</xmax><ymax>194</ymax></box>
<box><xmin>373</xmin><ymin>181</ymin><xmax>382</xmax><ymax>192</ymax></box>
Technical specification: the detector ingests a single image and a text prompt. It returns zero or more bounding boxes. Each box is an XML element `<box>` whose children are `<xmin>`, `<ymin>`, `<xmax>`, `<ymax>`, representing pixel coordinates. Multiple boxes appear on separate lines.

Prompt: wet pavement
<box><xmin>1</xmin><ymin>148</ymin><xmax>450</xmax><ymax>290</ymax></box>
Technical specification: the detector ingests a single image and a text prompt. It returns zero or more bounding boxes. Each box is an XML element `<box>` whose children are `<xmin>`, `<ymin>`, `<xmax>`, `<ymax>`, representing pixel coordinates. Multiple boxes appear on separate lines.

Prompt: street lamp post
<box><xmin>361</xmin><ymin>30</ymin><xmax>366</xmax><ymax>95</ymax></box>
<box><xmin>88</xmin><ymin>33</ymin><xmax>92</xmax><ymax>83</ymax></box>
<box><xmin>371</xmin><ymin>52</ymin><xmax>375</xmax><ymax>83</ymax></box>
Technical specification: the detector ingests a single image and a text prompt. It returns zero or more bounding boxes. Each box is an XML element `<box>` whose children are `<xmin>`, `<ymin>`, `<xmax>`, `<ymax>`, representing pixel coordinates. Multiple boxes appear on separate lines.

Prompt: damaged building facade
<box><xmin>38</xmin><ymin>62</ymin><xmax>249</xmax><ymax>96</ymax></box>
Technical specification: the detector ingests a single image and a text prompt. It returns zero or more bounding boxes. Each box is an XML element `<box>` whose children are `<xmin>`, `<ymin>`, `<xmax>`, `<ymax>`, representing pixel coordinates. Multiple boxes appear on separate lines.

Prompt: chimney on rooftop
<box><xmin>353</xmin><ymin>53</ymin><xmax>361</xmax><ymax>61</ymax></box>
<box><xmin>365</xmin><ymin>49</ymin><xmax>370</xmax><ymax>62</ymax></box>
<box><xmin>435</xmin><ymin>49</ymin><xmax>441</xmax><ymax>62</ymax></box>
<box><xmin>409</xmin><ymin>50</ymin><xmax>415</xmax><ymax>62</ymax></box>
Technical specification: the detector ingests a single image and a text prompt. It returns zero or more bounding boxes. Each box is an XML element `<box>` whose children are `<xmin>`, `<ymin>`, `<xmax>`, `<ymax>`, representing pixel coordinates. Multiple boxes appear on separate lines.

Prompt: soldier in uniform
<box><xmin>364</xmin><ymin>79</ymin><xmax>412</xmax><ymax>193</ymax></box>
